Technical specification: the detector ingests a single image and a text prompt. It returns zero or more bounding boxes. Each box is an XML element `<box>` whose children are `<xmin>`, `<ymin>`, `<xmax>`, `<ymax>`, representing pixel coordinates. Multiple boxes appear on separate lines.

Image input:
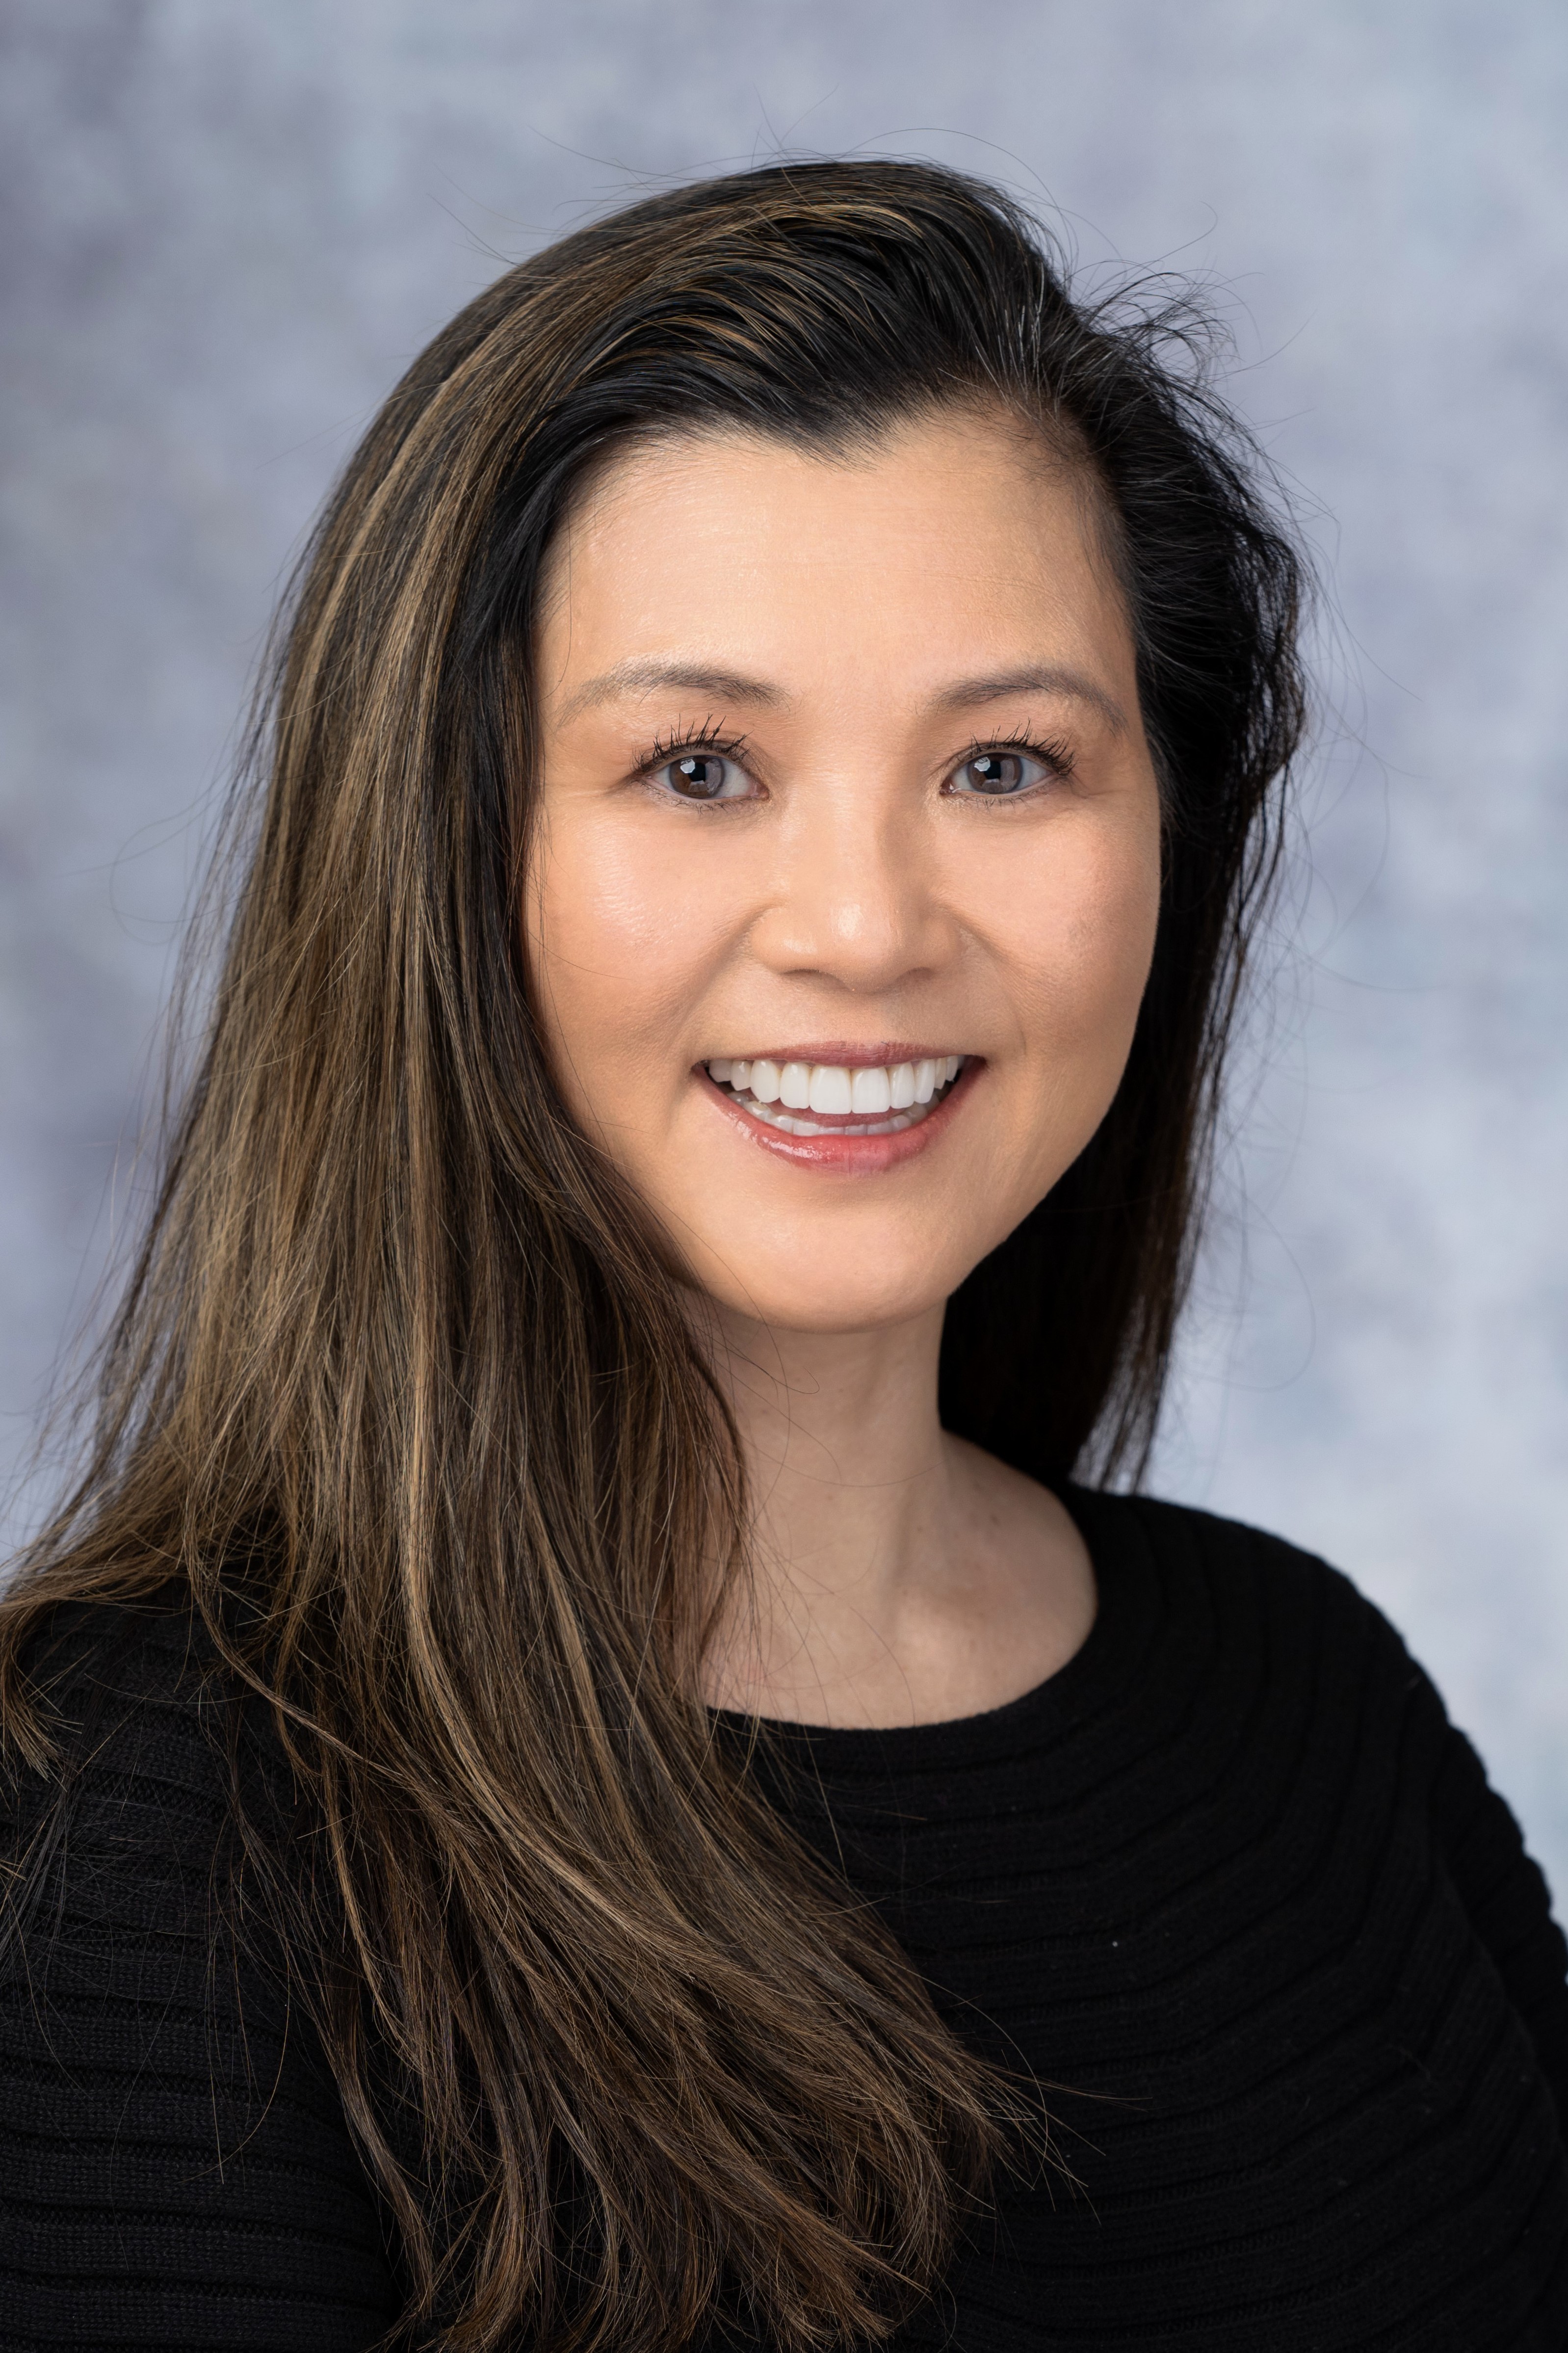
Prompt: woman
<box><xmin>1</xmin><ymin>159</ymin><xmax>1563</xmax><ymax>2352</ymax></box>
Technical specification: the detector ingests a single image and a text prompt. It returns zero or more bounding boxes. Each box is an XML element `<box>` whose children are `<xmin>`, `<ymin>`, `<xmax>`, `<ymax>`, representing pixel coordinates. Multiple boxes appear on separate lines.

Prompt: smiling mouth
<box><xmin>704</xmin><ymin>1054</ymin><xmax>967</xmax><ymax>1137</ymax></box>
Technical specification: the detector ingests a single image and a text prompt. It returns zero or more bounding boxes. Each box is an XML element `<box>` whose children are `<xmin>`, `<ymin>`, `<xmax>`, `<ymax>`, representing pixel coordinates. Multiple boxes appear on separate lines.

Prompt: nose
<box><xmin>748</xmin><ymin>775</ymin><xmax>957</xmax><ymax>995</ymax></box>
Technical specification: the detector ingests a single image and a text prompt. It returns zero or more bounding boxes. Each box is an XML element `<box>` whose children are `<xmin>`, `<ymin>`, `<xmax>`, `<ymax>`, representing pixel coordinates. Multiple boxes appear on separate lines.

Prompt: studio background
<box><xmin>4</xmin><ymin>4</ymin><xmax>1566</xmax><ymax>1882</ymax></box>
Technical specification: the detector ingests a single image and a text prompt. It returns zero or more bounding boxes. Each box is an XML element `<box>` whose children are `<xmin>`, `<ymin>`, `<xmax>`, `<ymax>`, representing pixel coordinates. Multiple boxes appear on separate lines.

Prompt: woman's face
<box><xmin>526</xmin><ymin>411</ymin><xmax>1162</xmax><ymax>1336</ymax></box>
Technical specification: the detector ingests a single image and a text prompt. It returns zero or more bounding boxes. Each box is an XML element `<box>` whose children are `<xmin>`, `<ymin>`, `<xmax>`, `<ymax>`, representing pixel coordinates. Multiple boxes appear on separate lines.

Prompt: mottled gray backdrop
<box><xmin>4</xmin><ymin>2</ymin><xmax>1567</xmax><ymax>1876</ymax></box>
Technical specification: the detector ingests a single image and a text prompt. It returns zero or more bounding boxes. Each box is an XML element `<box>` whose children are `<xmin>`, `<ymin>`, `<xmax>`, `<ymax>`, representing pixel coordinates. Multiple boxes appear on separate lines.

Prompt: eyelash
<box><xmin>945</xmin><ymin>732</ymin><xmax>1077</xmax><ymax>794</ymax></box>
<box><xmin>634</xmin><ymin>717</ymin><xmax>749</xmax><ymax>775</ymax></box>
<box><xmin>632</xmin><ymin>722</ymin><xmax>1077</xmax><ymax>802</ymax></box>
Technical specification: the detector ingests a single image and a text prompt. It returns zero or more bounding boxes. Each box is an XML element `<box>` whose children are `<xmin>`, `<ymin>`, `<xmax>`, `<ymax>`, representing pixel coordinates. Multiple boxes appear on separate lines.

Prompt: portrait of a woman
<box><xmin>1</xmin><ymin>159</ymin><xmax>1564</xmax><ymax>2350</ymax></box>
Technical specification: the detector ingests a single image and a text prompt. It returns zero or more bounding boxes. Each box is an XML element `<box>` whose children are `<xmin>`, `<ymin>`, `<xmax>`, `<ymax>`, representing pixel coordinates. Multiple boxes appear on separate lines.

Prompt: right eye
<box><xmin>651</xmin><ymin>752</ymin><xmax>757</xmax><ymax>803</ymax></box>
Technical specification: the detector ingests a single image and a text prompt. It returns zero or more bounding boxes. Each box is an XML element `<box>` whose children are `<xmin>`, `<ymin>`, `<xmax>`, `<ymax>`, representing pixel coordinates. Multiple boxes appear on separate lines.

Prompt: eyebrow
<box><xmin>558</xmin><ymin>656</ymin><xmax>1126</xmax><ymax>732</ymax></box>
<box><xmin>558</xmin><ymin>660</ymin><xmax>785</xmax><ymax>722</ymax></box>
<box><xmin>932</xmin><ymin>665</ymin><xmax>1128</xmax><ymax>733</ymax></box>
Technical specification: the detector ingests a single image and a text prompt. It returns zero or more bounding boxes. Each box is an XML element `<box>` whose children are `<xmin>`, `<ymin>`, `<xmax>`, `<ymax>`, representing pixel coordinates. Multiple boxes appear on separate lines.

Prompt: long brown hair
<box><xmin>0</xmin><ymin>162</ymin><xmax>1306</xmax><ymax>2349</ymax></box>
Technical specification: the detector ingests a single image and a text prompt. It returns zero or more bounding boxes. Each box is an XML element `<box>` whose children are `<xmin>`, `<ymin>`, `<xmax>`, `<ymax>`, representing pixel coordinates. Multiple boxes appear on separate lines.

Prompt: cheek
<box><xmin>998</xmin><ymin>828</ymin><xmax>1161</xmax><ymax>1144</ymax></box>
<box><xmin>524</xmin><ymin>820</ymin><xmax>733</xmax><ymax>1104</ymax></box>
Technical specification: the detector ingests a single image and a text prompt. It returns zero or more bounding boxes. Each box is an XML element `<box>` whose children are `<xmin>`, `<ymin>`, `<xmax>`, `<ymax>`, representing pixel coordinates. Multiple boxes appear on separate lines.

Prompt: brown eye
<box><xmin>950</xmin><ymin>750</ymin><xmax>1044</xmax><ymax>797</ymax></box>
<box><xmin>657</xmin><ymin>752</ymin><xmax>752</xmax><ymax>802</ymax></box>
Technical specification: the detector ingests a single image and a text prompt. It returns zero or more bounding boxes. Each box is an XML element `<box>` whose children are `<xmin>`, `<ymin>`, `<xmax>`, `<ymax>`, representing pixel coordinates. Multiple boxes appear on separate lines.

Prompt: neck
<box><xmin>701</xmin><ymin>1300</ymin><xmax>1097</xmax><ymax>1729</ymax></box>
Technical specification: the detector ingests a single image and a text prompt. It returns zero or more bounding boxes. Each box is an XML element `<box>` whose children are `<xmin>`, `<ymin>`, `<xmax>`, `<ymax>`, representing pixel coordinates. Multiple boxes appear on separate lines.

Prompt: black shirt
<box><xmin>3</xmin><ymin>1490</ymin><xmax>1566</xmax><ymax>2349</ymax></box>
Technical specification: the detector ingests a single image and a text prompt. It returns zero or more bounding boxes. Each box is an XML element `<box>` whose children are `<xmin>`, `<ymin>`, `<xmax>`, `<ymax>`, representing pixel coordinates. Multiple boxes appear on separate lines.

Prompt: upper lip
<box><xmin>700</xmin><ymin>1043</ymin><xmax>972</xmax><ymax>1066</ymax></box>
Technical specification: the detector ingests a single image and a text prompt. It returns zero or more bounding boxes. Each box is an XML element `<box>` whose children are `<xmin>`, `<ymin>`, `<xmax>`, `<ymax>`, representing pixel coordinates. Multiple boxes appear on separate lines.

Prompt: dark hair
<box><xmin>0</xmin><ymin>160</ymin><xmax>1306</xmax><ymax>2350</ymax></box>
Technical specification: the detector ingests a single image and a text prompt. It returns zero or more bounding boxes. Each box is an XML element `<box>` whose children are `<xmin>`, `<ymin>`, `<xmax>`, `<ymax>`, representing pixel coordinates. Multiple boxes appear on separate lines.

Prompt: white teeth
<box><xmin>808</xmin><ymin>1064</ymin><xmax>853</xmax><ymax>1114</ymax></box>
<box><xmin>706</xmin><ymin>1053</ymin><xmax>968</xmax><ymax>1130</ymax></box>
<box><xmin>740</xmin><ymin>1096</ymin><xmax>934</xmax><ymax>1137</ymax></box>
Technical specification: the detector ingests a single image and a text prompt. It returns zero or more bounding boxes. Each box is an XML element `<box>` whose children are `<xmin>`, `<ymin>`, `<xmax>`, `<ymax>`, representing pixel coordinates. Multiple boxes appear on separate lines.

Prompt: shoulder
<box><xmin>1068</xmin><ymin>1482</ymin><xmax>1403</xmax><ymax>1652</ymax></box>
<box><xmin>12</xmin><ymin>1583</ymin><xmax>230</xmax><ymax>1722</ymax></box>
<box><xmin>1076</xmin><ymin>1488</ymin><xmax>1568</xmax><ymax>2124</ymax></box>
<box><xmin>1069</xmin><ymin>1489</ymin><xmax>1565</xmax><ymax>1958</ymax></box>
<box><xmin>0</xmin><ymin>1590</ymin><xmax>290</xmax><ymax>2048</ymax></box>
<box><xmin>1064</xmin><ymin>1485</ymin><xmax>1463</xmax><ymax>1795</ymax></box>
<box><xmin>1074</xmin><ymin>1482</ymin><xmax>1371</xmax><ymax>1616</ymax></box>
<box><xmin>3</xmin><ymin>1591</ymin><xmax>258</xmax><ymax>1894</ymax></box>
<box><xmin>0</xmin><ymin>1594</ymin><xmax>402</xmax><ymax>2343</ymax></box>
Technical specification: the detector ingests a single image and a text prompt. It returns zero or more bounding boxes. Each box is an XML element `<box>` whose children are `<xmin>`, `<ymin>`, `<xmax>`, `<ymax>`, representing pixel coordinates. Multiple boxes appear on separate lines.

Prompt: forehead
<box><xmin>535</xmin><ymin>411</ymin><xmax>1136</xmax><ymax>710</ymax></box>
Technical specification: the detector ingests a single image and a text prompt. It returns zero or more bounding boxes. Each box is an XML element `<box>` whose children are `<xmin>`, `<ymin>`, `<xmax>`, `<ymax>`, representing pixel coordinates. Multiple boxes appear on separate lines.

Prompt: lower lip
<box><xmin>700</xmin><ymin>1062</ymin><xmax>980</xmax><ymax>1174</ymax></box>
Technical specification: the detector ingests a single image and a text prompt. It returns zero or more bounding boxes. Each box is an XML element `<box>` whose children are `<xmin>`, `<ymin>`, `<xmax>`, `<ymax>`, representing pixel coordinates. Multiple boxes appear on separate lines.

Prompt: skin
<box><xmin>526</xmin><ymin>409</ymin><xmax>1163</xmax><ymax>1728</ymax></box>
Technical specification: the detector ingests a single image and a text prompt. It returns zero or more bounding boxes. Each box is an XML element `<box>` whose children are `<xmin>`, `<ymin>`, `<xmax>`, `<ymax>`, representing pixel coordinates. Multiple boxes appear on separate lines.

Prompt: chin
<box><xmin>696</xmin><ymin>1257</ymin><xmax>961</xmax><ymax>1338</ymax></box>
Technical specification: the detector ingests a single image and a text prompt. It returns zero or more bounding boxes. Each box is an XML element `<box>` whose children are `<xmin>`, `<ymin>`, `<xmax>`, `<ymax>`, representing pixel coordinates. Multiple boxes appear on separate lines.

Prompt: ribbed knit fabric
<box><xmin>2</xmin><ymin>1489</ymin><xmax>1566</xmax><ymax>2350</ymax></box>
<box><xmin>746</xmin><ymin>1491</ymin><xmax>1568</xmax><ymax>2350</ymax></box>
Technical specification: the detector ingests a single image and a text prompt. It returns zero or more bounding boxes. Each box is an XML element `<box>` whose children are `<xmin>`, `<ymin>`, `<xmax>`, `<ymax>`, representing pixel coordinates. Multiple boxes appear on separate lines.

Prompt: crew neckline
<box><xmin>708</xmin><ymin>1482</ymin><xmax>1155</xmax><ymax>1768</ymax></box>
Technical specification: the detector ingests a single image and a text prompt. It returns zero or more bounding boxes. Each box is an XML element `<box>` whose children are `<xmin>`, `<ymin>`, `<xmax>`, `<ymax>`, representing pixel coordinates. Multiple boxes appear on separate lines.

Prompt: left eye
<box><xmin>654</xmin><ymin>752</ymin><xmax>754</xmax><ymax>802</ymax></box>
<box><xmin>947</xmin><ymin>749</ymin><xmax>1048</xmax><ymax>797</ymax></box>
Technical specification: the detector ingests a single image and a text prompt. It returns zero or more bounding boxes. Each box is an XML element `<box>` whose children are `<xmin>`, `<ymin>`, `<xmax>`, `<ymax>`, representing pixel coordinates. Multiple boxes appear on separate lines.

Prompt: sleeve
<box><xmin>1424</xmin><ymin>1680</ymin><xmax>1568</xmax><ymax>2133</ymax></box>
<box><xmin>0</xmin><ymin>1613</ymin><xmax>403</xmax><ymax>2352</ymax></box>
